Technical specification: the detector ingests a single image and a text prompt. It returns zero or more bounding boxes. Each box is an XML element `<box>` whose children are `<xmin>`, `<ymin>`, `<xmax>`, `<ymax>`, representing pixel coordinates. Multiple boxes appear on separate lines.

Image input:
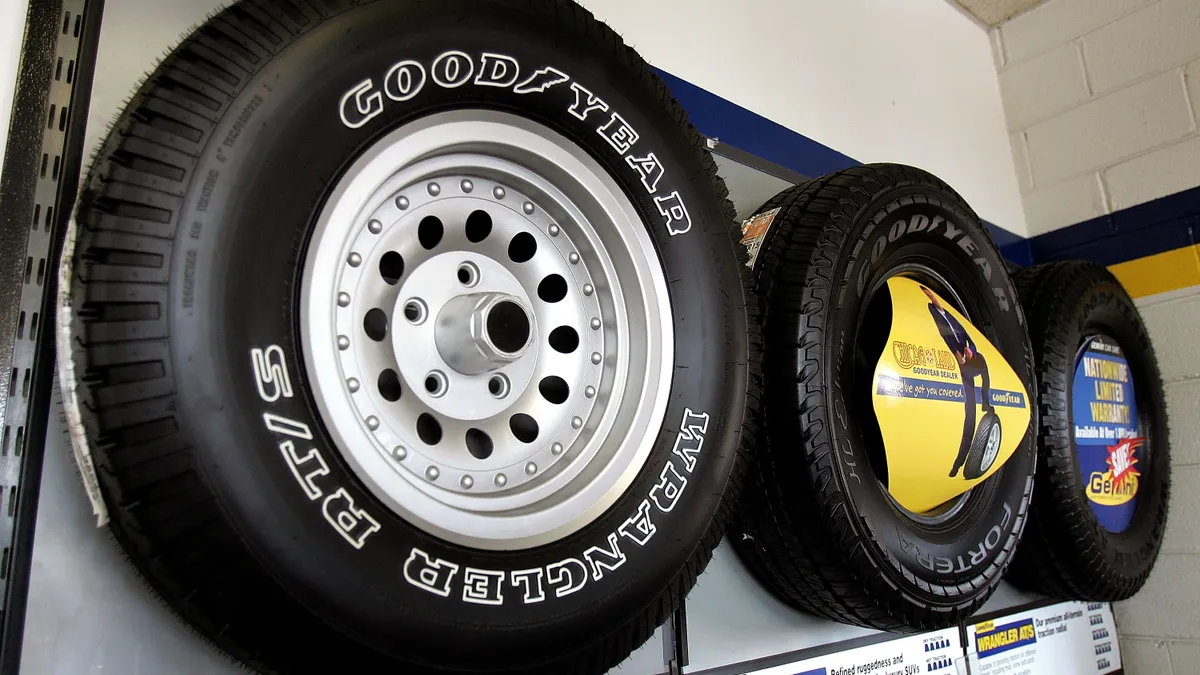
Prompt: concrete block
<box><xmin>1083</xmin><ymin>0</ymin><xmax>1200</xmax><ymax>94</ymax></box>
<box><xmin>1165</xmin><ymin>379</ymin><xmax>1200</xmax><ymax>467</ymax></box>
<box><xmin>1026</xmin><ymin>70</ymin><xmax>1192</xmax><ymax>185</ymax></box>
<box><xmin>1115</xmin><ymin>554</ymin><xmax>1200</xmax><ymax>639</ymax></box>
<box><xmin>1139</xmin><ymin>292</ymin><xmax>1200</xmax><ymax>382</ymax></box>
<box><xmin>1000</xmin><ymin>0</ymin><xmax>1154</xmax><ymax>65</ymax></box>
<box><xmin>1169</xmin><ymin>641</ymin><xmax>1200</xmax><ymax>673</ymax></box>
<box><xmin>1022</xmin><ymin>172</ymin><xmax>1107</xmax><ymax>235</ymax></box>
<box><xmin>1161</xmin><ymin>465</ymin><xmax>1200</xmax><ymax>553</ymax></box>
<box><xmin>1105</xmin><ymin>136</ymin><xmax>1200</xmax><ymax>211</ymax></box>
<box><xmin>999</xmin><ymin>42</ymin><xmax>1090</xmax><ymax>129</ymax></box>
<box><xmin>1119</xmin><ymin>638</ymin><xmax>1174</xmax><ymax>675</ymax></box>
<box><xmin>1010</xmin><ymin>133</ymin><xmax>1033</xmax><ymax>192</ymax></box>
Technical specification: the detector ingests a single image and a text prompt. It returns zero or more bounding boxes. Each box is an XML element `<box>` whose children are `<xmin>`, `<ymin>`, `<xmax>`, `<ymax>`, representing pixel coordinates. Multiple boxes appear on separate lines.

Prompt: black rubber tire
<box><xmin>733</xmin><ymin>164</ymin><xmax>1036</xmax><ymax>631</ymax></box>
<box><xmin>57</xmin><ymin>1</ymin><xmax>759</xmax><ymax>673</ymax></box>
<box><xmin>1006</xmin><ymin>261</ymin><xmax>1170</xmax><ymax>600</ymax></box>
<box><xmin>963</xmin><ymin>412</ymin><xmax>1002</xmax><ymax>480</ymax></box>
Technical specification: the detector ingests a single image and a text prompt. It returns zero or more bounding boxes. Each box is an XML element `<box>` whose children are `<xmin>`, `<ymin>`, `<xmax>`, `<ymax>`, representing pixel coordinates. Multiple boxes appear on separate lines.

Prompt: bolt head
<box><xmin>427</xmin><ymin>182</ymin><xmax>441</xmax><ymax>196</ymax></box>
<box><xmin>347</xmin><ymin>252</ymin><xmax>362</xmax><ymax>267</ymax></box>
<box><xmin>347</xmin><ymin>378</ymin><xmax>360</xmax><ymax>393</ymax></box>
<box><xmin>368</xmin><ymin>220</ymin><xmax>382</xmax><ymax>234</ymax></box>
<box><xmin>492</xmin><ymin>186</ymin><xmax>506</xmax><ymax>199</ymax></box>
<box><xmin>552</xmin><ymin>442</ymin><xmax>564</xmax><ymax>455</ymax></box>
<box><xmin>337</xmin><ymin>292</ymin><xmax>351</xmax><ymax>307</ymax></box>
<box><xmin>396</xmin><ymin>196</ymin><xmax>410</xmax><ymax>210</ymax></box>
<box><xmin>337</xmin><ymin>335</ymin><xmax>350</xmax><ymax>350</ymax></box>
<box><xmin>460</xmin><ymin>179</ymin><xmax>473</xmax><ymax>193</ymax></box>
<box><xmin>495</xmin><ymin>473</ymin><xmax>508</xmax><ymax>487</ymax></box>
<box><xmin>426</xmin><ymin>466</ymin><xmax>440</xmax><ymax>481</ymax></box>
<box><xmin>460</xmin><ymin>475</ymin><xmax>474</xmax><ymax>489</ymax></box>
<box><xmin>523</xmin><ymin>201</ymin><xmax>535</xmax><ymax>214</ymax></box>
<box><xmin>366</xmin><ymin>416</ymin><xmax>379</xmax><ymax>430</ymax></box>
<box><xmin>548</xmin><ymin>224</ymin><xmax>560</xmax><ymax>237</ymax></box>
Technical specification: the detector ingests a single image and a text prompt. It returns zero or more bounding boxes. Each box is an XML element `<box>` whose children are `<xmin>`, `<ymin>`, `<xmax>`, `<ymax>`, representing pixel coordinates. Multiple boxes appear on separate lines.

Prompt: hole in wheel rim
<box><xmin>548</xmin><ymin>326</ymin><xmax>579</xmax><ymax>353</ymax></box>
<box><xmin>419</xmin><ymin>216</ymin><xmax>444</xmax><ymax>249</ymax></box>
<box><xmin>377</xmin><ymin>369</ymin><xmax>402</xmax><ymax>401</ymax></box>
<box><xmin>379</xmin><ymin>251</ymin><xmax>404</xmax><ymax>285</ymax></box>
<box><xmin>466</xmin><ymin>428</ymin><xmax>493</xmax><ymax>459</ymax></box>
<box><xmin>508</xmin><ymin>232</ymin><xmax>537</xmax><ymax>263</ymax></box>
<box><xmin>509</xmin><ymin>414</ymin><xmax>539</xmax><ymax>443</ymax></box>
<box><xmin>539</xmin><ymin>376</ymin><xmax>570</xmax><ymax>404</ymax></box>
<box><xmin>465</xmin><ymin>210</ymin><xmax>492</xmax><ymax>243</ymax></box>
<box><xmin>486</xmin><ymin>301</ymin><xmax>530</xmax><ymax>354</ymax></box>
<box><xmin>363</xmin><ymin>308</ymin><xmax>388</xmax><ymax>342</ymax></box>
<box><xmin>488</xmin><ymin>373</ymin><xmax>510</xmax><ymax>398</ymax></box>
<box><xmin>538</xmin><ymin>274</ymin><xmax>568</xmax><ymax>303</ymax></box>
<box><xmin>417</xmin><ymin>413</ymin><xmax>442</xmax><ymax>445</ymax></box>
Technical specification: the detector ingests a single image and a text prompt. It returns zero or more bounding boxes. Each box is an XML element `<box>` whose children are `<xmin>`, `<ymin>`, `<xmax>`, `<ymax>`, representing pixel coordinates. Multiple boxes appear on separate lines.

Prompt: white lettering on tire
<box><xmin>252</xmin><ymin>347</ymin><xmax>382</xmax><ymax>549</ymax></box>
<box><xmin>404</xmin><ymin>548</ymin><xmax>461</xmax><ymax>597</ymax></box>
<box><xmin>509</xmin><ymin>568</ymin><xmax>546</xmax><ymax>603</ymax></box>
<box><xmin>251</xmin><ymin>345</ymin><xmax>293</xmax><ymax>401</ymax></box>
<box><xmin>384</xmin><ymin>60</ymin><xmax>427</xmax><ymax>101</ymax></box>
<box><xmin>280</xmin><ymin>440</ymin><xmax>330</xmax><ymax>500</ymax></box>
<box><xmin>462</xmin><ymin>568</ymin><xmax>507</xmax><ymax>605</ymax></box>
<box><xmin>546</xmin><ymin>558</ymin><xmax>588</xmax><ymax>598</ymax></box>
<box><xmin>431</xmin><ymin>50</ymin><xmax>474</xmax><ymax>88</ymax></box>
<box><xmin>337</xmin><ymin>50</ymin><xmax>697</xmax><ymax>237</ymax></box>
<box><xmin>322</xmin><ymin>488</ymin><xmax>382</xmax><ymax>550</ymax></box>
<box><xmin>338</xmin><ymin>79</ymin><xmax>384</xmax><ymax>129</ymax></box>
<box><xmin>475</xmin><ymin>53</ymin><xmax>520</xmax><ymax>88</ymax></box>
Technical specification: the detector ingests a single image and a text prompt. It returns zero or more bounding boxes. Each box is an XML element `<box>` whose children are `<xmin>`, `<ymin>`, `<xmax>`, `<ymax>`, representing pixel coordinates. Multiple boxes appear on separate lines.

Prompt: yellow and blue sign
<box><xmin>872</xmin><ymin>277</ymin><xmax>1031</xmax><ymax>513</ymax></box>
<box><xmin>1073</xmin><ymin>337</ymin><xmax>1142</xmax><ymax>533</ymax></box>
<box><xmin>975</xmin><ymin>618</ymin><xmax>1037</xmax><ymax>658</ymax></box>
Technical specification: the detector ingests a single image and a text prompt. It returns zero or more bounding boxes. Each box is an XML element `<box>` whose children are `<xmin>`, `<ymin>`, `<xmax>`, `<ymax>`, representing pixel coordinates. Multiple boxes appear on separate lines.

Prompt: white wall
<box><xmin>990</xmin><ymin>1</ymin><xmax>1200</xmax><ymax>671</ymax></box>
<box><xmin>0</xmin><ymin>0</ymin><xmax>32</xmax><ymax>173</ymax></box>
<box><xmin>581</xmin><ymin>0</ymin><xmax>1028</xmax><ymax>235</ymax></box>
<box><xmin>993</xmin><ymin>0</ymin><xmax>1200</xmax><ymax>235</ymax></box>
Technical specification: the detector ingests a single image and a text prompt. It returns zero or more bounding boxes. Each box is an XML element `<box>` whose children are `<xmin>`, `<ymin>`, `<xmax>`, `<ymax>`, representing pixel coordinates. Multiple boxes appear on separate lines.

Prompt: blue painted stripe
<box><xmin>1026</xmin><ymin>184</ymin><xmax>1200</xmax><ymax>266</ymax></box>
<box><xmin>653</xmin><ymin>68</ymin><xmax>1025</xmax><ymax>251</ymax></box>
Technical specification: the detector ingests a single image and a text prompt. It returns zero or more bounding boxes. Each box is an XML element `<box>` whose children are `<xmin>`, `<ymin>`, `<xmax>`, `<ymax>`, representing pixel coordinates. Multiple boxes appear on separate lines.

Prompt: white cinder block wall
<box><xmin>992</xmin><ymin>1</ymin><xmax>1200</xmax><ymax>671</ymax></box>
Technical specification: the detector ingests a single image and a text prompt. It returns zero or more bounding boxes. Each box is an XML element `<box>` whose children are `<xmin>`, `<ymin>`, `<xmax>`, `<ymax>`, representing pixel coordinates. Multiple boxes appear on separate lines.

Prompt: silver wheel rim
<box><xmin>301</xmin><ymin>110</ymin><xmax>673</xmax><ymax>550</ymax></box>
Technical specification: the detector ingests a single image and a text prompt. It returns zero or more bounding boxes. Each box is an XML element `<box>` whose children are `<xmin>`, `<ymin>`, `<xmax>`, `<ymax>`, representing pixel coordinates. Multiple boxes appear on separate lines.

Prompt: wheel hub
<box><xmin>300</xmin><ymin>111</ymin><xmax>673</xmax><ymax>549</ymax></box>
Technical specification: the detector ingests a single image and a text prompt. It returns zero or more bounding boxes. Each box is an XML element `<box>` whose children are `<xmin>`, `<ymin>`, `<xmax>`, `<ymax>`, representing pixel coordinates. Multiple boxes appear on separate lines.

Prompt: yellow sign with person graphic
<box><xmin>871</xmin><ymin>277</ymin><xmax>1032</xmax><ymax>513</ymax></box>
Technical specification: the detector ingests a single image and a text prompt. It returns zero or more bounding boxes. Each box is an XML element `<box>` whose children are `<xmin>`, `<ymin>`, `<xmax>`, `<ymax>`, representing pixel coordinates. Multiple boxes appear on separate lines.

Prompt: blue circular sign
<box><xmin>1072</xmin><ymin>336</ymin><xmax>1143</xmax><ymax>533</ymax></box>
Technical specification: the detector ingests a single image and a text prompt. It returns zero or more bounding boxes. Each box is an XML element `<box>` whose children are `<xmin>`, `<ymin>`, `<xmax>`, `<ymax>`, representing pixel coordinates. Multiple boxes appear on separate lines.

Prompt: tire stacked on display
<box><xmin>733</xmin><ymin>164</ymin><xmax>1038</xmax><ymax>631</ymax></box>
<box><xmin>55</xmin><ymin>1</ymin><xmax>758</xmax><ymax>673</ymax></box>
<box><xmin>1006</xmin><ymin>261</ymin><xmax>1170</xmax><ymax>600</ymax></box>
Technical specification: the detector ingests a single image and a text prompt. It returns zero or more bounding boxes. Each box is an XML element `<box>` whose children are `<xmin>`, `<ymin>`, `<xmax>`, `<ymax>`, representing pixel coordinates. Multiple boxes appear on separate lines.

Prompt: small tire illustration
<box><xmin>1006</xmin><ymin>261</ymin><xmax>1170</xmax><ymax>601</ymax></box>
<box><xmin>963</xmin><ymin>412</ymin><xmax>1002</xmax><ymax>480</ymax></box>
<box><xmin>54</xmin><ymin>1</ymin><xmax>757</xmax><ymax>673</ymax></box>
<box><xmin>733</xmin><ymin>164</ymin><xmax>1036</xmax><ymax>631</ymax></box>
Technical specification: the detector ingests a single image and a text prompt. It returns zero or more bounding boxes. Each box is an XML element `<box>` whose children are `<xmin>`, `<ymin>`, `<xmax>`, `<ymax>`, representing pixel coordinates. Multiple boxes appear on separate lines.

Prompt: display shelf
<box><xmin>2</xmin><ymin>2</ymin><xmax>1124</xmax><ymax>674</ymax></box>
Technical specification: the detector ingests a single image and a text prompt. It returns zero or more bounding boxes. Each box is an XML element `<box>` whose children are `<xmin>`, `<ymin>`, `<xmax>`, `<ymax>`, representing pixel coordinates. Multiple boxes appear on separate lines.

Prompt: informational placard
<box><xmin>966</xmin><ymin>601</ymin><xmax>1121</xmax><ymax>675</ymax></box>
<box><xmin>743</xmin><ymin>628</ymin><xmax>961</xmax><ymax>675</ymax></box>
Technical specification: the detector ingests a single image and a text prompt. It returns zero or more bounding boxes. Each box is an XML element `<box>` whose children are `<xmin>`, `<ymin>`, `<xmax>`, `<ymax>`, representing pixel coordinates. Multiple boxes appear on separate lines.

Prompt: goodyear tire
<box><xmin>964</xmin><ymin>412</ymin><xmax>1002</xmax><ymax>480</ymax></box>
<box><xmin>1007</xmin><ymin>261</ymin><xmax>1170</xmax><ymax>600</ymax></box>
<box><xmin>733</xmin><ymin>164</ymin><xmax>1036</xmax><ymax>631</ymax></box>
<box><xmin>55</xmin><ymin>1</ymin><xmax>757</xmax><ymax>673</ymax></box>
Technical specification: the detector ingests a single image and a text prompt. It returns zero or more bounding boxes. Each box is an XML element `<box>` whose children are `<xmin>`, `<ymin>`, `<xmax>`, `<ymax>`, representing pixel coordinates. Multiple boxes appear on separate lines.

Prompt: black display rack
<box><xmin>0</xmin><ymin>1</ymin><xmax>103</xmax><ymax>671</ymax></box>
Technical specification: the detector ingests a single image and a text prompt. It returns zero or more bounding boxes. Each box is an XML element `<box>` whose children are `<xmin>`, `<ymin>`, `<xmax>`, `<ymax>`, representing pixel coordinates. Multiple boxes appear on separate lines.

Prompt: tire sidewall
<box><xmin>824</xmin><ymin>191</ymin><xmax>1035</xmax><ymax>595</ymax></box>
<box><xmin>161</xmin><ymin>2</ymin><xmax>744</xmax><ymax>666</ymax></box>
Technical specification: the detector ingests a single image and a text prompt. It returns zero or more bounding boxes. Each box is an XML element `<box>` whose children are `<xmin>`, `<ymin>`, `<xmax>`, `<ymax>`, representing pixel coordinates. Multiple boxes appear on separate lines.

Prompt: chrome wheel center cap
<box><xmin>435</xmin><ymin>292</ymin><xmax>532</xmax><ymax>376</ymax></box>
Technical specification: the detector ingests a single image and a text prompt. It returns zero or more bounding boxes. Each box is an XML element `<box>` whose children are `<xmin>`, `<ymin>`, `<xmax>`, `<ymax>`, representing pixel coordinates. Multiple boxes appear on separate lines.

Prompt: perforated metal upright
<box><xmin>0</xmin><ymin>1</ymin><xmax>102</xmax><ymax>671</ymax></box>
